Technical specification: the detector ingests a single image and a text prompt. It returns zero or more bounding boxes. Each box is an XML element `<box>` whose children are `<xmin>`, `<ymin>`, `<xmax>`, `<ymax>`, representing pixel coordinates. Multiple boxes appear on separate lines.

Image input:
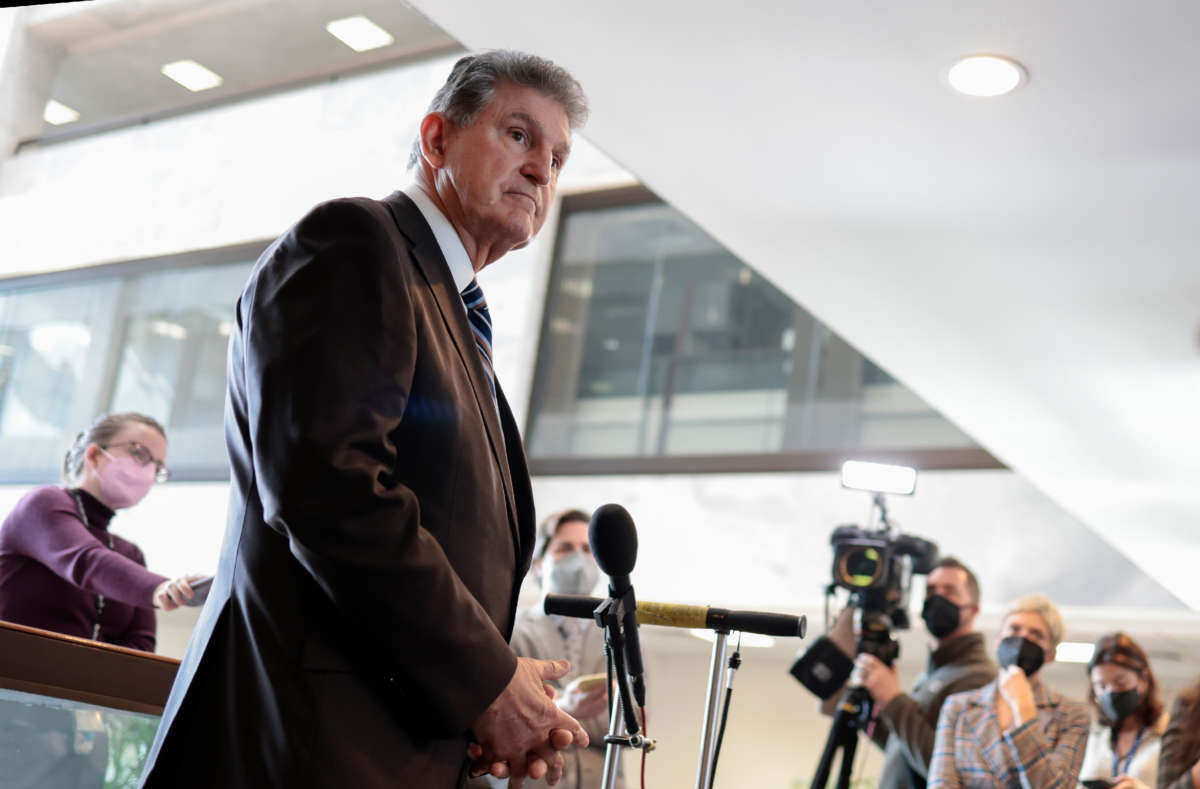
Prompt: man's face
<box><xmin>436</xmin><ymin>81</ymin><xmax>571</xmax><ymax>259</ymax></box>
<box><xmin>534</xmin><ymin>519</ymin><xmax>591</xmax><ymax>577</ymax></box>
<box><xmin>923</xmin><ymin>565</ymin><xmax>978</xmax><ymax>638</ymax></box>
<box><xmin>925</xmin><ymin>566</ymin><xmax>974</xmax><ymax>608</ymax></box>
<box><xmin>546</xmin><ymin>519</ymin><xmax>591</xmax><ymax>561</ymax></box>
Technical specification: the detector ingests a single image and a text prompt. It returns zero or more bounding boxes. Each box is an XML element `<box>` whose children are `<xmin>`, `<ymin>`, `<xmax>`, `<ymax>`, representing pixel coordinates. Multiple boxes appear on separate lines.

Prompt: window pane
<box><xmin>0</xmin><ymin>281</ymin><xmax>122</xmax><ymax>478</ymax></box>
<box><xmin>0</xmin><ymin>252</ymin><xmax>255</xmax><ymax>482</ymax></box>
<box><xmin>108</xmin><ymin>262</ymin><xmax>252</xmax><ymax>474</ymax></box>
<box><xmin>528</xmin><ymin>195</ymin><xmax>977</xmax><ymax>460</ymax></box>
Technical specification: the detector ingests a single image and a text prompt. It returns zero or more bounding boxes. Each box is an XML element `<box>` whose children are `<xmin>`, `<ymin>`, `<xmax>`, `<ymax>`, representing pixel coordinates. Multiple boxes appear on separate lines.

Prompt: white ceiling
<box><xmin>14</xmin><ymin>1</ymin><xmax>1198</xmax><ymax>610</ymax></box>
<box><xmin>405</xmin><ymin>1</ymin><xmax>1200</xmax><ymax>606</ymax></box>
<box><xmin>25</xmin><ymin>0</ymin><xmax>456</xmax><ymax>132</ymax></box>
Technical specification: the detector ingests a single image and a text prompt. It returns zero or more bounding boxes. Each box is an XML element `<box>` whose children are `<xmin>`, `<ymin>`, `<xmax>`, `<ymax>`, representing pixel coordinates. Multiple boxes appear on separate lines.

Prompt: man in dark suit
<box><xmin>140</xmin><ymin>51</ymin><xmax>590</xmax><ymax>789</ymax></box>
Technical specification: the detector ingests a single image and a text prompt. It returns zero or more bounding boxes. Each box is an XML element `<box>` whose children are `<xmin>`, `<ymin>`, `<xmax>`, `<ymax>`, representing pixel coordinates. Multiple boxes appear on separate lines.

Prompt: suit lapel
<box><xmin>382</xmin><ymin>192</ymin><xmax>521</xmax><ymax>554</ymax></box>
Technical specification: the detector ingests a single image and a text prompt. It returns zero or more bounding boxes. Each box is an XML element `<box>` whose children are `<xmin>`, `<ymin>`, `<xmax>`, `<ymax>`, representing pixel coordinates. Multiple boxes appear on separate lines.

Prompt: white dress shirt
<box><xmin>402</xmin><ymin>182</ymin><xmax>476</xmax><ymax>295</ymax></box>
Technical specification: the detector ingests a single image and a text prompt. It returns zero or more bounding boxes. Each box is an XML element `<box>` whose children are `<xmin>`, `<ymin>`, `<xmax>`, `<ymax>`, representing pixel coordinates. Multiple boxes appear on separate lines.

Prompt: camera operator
<box><xmin>826</xmin><ymin>557</ymin><xmax>996</xmax><ymax>789</ymax></box>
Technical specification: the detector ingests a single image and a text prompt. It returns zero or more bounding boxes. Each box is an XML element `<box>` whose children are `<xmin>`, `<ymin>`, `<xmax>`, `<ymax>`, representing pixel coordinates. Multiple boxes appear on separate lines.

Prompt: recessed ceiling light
<box><xmin>326</xmin><ymin>15</ymin><xmax>395</xmax><ymax>52</ymax></box>
<box><xmin>161</xmin><ymin>60</ymin><xmax>224</xmax><ymax>92</ymax></box>
<box><xmin>947</xmin><ymin>55</ymin><xmax>1026</xmax><ymax>97</ymax></box>
<box><xmin>150</xmin><ymin>320</ymin><xmax>188</xmax><ymax>340</ymax></box>
<box><xmin>43</xmin><ymin>99</ymin><xmax>80</xmax><ymax>126</ymax></box>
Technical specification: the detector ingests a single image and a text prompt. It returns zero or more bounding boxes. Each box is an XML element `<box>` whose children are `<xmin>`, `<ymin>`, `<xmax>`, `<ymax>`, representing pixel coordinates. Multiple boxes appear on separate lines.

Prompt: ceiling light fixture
<box><xmin>947</xmin><ymin>55</ymin><xmax>1026</xmax><ymax>97</ymax></box>
<box><xmin>43</xmin><ymin>99</ymin><xmax>80</xmax><ymax>126</ymax></box>
<box><xmin>1054</xmin><ymin>641</ymin><xmax>1096</xmax><ymax>664</ymax></box>
<box><xmin>326</xmin><ymin>15</ymin><xmax>395</xmax><ymax>52</ymax></box>
<box><xmin>841</xmin><ymin>460</ymin><xmax>917</xmax><ymax>497</ymax></box>
<box><xmin>151</xmin><ymin>320</ymin><xmax>188</xmax><ymax>340</ymax></box>
<box><xmin>161</xmin><ymin>60</ymin><xmax>224</xmax><ymax>92</ymax></box>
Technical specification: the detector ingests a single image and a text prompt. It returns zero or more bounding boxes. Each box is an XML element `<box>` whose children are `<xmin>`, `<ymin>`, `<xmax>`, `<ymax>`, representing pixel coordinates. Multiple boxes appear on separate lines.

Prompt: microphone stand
<box><xmin>694</xmin><ymin>629</ymin><xmax>729</xmax><ymax>789</ymax></box>
<box><xmin>593</xmin><ymin>591</ymin><xmax>653</xmax><ymax>789</ymax></box>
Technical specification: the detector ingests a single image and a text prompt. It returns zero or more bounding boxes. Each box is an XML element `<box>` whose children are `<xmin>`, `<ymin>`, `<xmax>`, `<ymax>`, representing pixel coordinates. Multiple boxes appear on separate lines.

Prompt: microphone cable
<box><xmin>640</xmin><ymin>705</ymin><xmax>647</xmax><ymax>789</ymax></box>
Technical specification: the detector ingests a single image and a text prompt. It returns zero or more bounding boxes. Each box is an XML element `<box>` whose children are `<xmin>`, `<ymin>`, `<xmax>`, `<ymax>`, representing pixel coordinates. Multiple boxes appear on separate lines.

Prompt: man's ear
<box><xmin>419</xmin><ymin>112</ymin><xmax>451</xmax><ymax>168</ymax></box>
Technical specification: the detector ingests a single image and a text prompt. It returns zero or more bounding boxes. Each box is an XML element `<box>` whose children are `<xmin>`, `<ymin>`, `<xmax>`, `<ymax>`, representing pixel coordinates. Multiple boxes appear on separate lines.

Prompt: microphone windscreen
<box><xmin>589</xmin><ymin>503</ymin><xmax>637</xmax><ymax>577</ymax></box>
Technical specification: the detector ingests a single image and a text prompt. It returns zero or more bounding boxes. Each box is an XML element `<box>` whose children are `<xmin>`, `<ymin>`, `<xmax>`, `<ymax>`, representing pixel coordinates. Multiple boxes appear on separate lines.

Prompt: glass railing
<box><xmin>0</xmin><ymin>620</ymin><xmax>178</xmax><ymax>788</ymax></box>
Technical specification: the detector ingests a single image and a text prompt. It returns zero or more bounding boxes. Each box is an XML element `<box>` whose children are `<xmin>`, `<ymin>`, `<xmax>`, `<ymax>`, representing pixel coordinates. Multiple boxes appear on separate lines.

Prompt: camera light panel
<box><xmin>840</xmin><ymin>460</ymin><xmax>917</xmax><ymax>496</ymax></box>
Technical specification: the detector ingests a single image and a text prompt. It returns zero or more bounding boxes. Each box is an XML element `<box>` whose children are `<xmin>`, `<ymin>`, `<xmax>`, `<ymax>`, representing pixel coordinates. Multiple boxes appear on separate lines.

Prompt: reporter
<box><xmin>827</xmin><ymin>557</ymin><xmax>996</xmax><ymax>789</ymax></box>
<box><xmin>929</xmin><ymin>594</ymin><xmax>1089</xmax><ymax>788</ymax></box>
<box><xmin>0</xmin><ymin>412</ymin><xmax>202</xmax><ymax>651</ymax></box>
<box><xmin>1077</xmin><ymin>632</ymin><xmax>1166</xmax><ymax>789</ymax></box>
<box><xmin>1158</xmin><ymin>675</ymin><xmax>1200</xmax><ymax>789</ymax></box>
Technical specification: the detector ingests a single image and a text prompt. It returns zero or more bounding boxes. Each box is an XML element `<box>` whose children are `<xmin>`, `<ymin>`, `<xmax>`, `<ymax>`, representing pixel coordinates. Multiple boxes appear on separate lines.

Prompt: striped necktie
<box><xmin>460</xmin><ymin>277</ymin><xmax>496</xmax><ymax>401</ymax></box>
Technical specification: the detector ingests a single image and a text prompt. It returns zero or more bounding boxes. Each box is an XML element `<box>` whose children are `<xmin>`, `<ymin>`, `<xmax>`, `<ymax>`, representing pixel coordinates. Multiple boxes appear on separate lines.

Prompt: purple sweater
<box><xmin>0</xmin><ymin>485</ymin><xmax>166</xmax><ymax>651</ymax></box>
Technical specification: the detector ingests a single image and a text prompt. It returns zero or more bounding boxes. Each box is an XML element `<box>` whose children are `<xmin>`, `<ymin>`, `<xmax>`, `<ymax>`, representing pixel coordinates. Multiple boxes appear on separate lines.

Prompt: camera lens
<box><xmin>840</xmin><ymin>547</ymin><xmax>882</xmax><ymax>588</ymax></box>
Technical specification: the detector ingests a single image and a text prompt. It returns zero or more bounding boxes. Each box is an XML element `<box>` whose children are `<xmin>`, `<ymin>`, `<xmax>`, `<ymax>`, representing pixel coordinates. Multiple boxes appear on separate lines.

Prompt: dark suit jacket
<box><xmin>140</xmin><ymin>192</ymin><xmax>535</xmax><ymax>788</ymax></box>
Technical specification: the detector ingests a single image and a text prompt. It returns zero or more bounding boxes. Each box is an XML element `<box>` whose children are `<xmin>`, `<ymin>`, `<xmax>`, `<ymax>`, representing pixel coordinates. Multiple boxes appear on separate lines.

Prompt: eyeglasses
<box><xmin>106</xmin><ymin>441</ymin><xmax>171</xmax><ymax>482</ymax></box>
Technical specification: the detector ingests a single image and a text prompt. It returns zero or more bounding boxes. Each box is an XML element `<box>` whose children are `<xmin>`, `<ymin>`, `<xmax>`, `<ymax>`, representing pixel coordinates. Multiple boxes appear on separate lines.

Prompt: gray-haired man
<box><xmin>140</xmin><ymin>51</ymin><xmax>589</xmax><ymax>789</ymax></box>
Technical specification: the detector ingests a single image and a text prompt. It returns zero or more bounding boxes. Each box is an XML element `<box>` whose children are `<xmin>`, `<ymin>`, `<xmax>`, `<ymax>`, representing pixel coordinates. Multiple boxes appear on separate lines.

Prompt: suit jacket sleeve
<box><xmin>241</xmin><ymin>198</ymin><xmax>516</xmax><ymax>734</ymax></box>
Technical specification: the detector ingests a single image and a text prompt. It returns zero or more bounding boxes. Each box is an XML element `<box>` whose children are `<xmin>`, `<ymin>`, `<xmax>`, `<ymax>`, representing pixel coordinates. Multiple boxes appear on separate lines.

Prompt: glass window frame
<box><xmin>526</xmin><ymin>186</ymin><xmax>1002</xmax><ymax>475</ymax></box>
<box><xmin>0</xmin><ymin>241</ymin><xmax>269</xmax><ymax>484</ymax></box>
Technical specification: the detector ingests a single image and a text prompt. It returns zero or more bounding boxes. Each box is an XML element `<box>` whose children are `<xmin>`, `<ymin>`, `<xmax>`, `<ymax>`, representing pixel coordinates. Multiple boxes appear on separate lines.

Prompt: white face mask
<box><xmin>543</xmin><ymin>550</ymin><xmax>599</xmax><ymax>595</ymax></box>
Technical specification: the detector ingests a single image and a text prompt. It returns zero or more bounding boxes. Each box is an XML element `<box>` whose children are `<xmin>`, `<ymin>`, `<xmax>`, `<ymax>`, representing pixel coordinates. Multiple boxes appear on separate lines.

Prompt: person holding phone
<box><xmin>0</xmin><ymin>412</ymin><xmax>205</xmax><ymax>652</ymax></box>
<box><xmin>1076</xmin><ymin>632</ymin><xmax>1166</xmax><ymax>789</ymax></box>
<box><xmin>928</xmin><ymin>594</ymin><xmax>1090</xmax><ymax>787</ymax></box>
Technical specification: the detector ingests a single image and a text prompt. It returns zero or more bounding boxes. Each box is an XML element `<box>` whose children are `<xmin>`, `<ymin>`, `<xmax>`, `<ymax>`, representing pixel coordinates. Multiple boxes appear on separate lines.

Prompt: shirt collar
<box><xmin>402</xmin><ymin>182</ymin><xmax>476</xmax><ymax>293</ymax></box>
<box><xmin>70</xmin><ymin>487</ymin><xmax>115</xmax><ymax>531</ymax></box>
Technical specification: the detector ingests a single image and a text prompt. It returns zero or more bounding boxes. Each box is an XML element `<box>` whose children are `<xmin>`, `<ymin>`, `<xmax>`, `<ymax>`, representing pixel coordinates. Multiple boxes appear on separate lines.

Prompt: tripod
<box><xmin>810</xmin><ymin>684</ymin><xmax>874</xmax><ymax>789</ymax></box>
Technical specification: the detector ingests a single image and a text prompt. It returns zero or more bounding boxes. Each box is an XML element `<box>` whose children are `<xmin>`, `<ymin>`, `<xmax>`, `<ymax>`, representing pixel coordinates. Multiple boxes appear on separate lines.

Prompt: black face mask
<box><xmin>921</xmin><ymin>595</ymin><xmax>961</xmax><ymax>639</ymax></box>
<box><xmin>997</xmin><ymin>635</ymin><xmax>1045</xmax><ymax>677</ymax></box>
<box><xmin>1100</xmin><ymin>688</ymin><xmax>1142</xmax><ymax>722</ymax></box>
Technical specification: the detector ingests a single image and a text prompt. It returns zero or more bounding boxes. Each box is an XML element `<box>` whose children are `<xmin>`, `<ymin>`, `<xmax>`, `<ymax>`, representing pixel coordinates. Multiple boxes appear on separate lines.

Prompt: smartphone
<box><xmin>184</xmin><ymin>576</ymin><xmax>214</xmax><ymax>607</ymax></box>
<box><xmin>574</xmin><ymin>673</ymin><xmax>608</xmax><ymax>693</ymax></box>
<box><xmin>1081</xmin><ymin>780</ymin><xmax>1116</xmax><ymax>789</ymax></box>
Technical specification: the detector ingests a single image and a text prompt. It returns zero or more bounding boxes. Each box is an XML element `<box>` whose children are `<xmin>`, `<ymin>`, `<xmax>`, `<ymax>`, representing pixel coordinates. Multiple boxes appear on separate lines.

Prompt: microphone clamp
<box><xmin>604</xmin><ymin>733</ymin><xmax>656</xmax><ymax>752</ymax></box>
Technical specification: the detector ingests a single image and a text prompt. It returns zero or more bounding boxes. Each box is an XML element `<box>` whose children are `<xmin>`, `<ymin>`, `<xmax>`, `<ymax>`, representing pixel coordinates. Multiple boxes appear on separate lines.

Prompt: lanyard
<box><xmin>1112</xmin><ymin>725</ymin><xmax>1146</xmax><ymax>777</ymax></box>
<box><xmin>71</xmin><ymin>489</ymin><xmax>114</xmax><ymax>641</ymax></box>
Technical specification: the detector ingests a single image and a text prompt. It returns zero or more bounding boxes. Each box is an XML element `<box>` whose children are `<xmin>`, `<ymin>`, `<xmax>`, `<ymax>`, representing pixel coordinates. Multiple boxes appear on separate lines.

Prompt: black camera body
<box><xmin>830</xmin><ymin>524</ymin><xmax>938</xmax><ymax>597</ymax></box>
<box><xmin>790</xmin><ymin>523</ymin><xmax>937</xmax><ymax>698</ymax></box>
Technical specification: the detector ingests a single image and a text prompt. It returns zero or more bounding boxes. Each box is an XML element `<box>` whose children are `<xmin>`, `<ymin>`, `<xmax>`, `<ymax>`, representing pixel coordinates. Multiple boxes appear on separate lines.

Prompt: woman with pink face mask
<box><xmin>0</xmin><ymin>412</ymin><xmax>204</xmax><ymax>652</ymax></box>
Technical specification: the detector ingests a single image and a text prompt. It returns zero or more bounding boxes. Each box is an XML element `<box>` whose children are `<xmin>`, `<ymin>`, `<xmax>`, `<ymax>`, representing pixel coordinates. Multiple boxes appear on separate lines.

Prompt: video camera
<box><xmin>829</xmin><ymin>523</ymin><xmax>938</xmax><ymax>666</ymax></box>
<box><xmin>790</xmin><ymin>462</ymin><xmax>938</xmax><ymax>699</ymax></box>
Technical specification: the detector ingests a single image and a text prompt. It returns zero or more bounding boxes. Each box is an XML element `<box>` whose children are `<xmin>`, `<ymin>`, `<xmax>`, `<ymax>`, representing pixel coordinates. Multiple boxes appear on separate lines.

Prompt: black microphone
<box><xmin>589</xmin><ymin>503</ymin><xmax>646</xmax><ymax>708</ymax></box>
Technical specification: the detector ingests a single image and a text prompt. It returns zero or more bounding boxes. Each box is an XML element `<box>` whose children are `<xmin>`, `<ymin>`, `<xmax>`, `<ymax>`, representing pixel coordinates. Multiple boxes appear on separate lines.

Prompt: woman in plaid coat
<box><xmin>928</xmin><ymin>595</ymin><xmax>1090</xmax><ymax>788</ymax></box>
